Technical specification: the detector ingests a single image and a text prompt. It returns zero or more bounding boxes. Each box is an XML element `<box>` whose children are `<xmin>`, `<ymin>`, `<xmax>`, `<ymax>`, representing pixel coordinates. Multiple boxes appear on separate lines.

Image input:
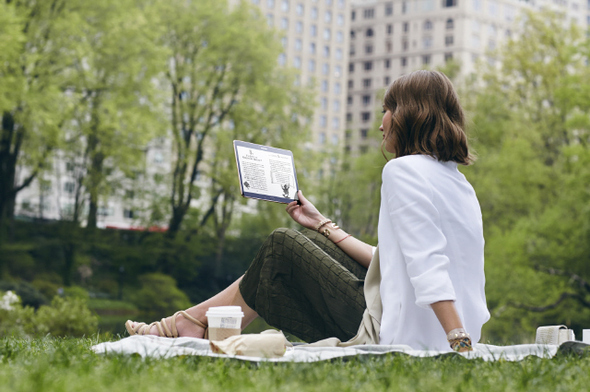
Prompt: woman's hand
<box><xmin>286</xmin><ymin>190</ymin><xmax>326</xmax><ymax>230</ymax></box>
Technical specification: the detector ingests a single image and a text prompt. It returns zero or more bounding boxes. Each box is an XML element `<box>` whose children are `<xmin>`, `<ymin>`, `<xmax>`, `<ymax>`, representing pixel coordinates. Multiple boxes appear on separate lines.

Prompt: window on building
<box><xmin>384</xmin><ymin>59</ymin><xmax>391</xmax><ymax>68</ymax></box>
<box><xmin>336</xmin><ymin>31</ymin><xmax>343</xmax><ymax>42</ymax></box>
<box><xmin>252</xmin><ymin>0</ymin><xmax>260</xmax><ymax>4</ymax></box>
<box><xmin>334</xmin><ymin>82</ymin><xmax>341</xmax><ymax>94</ymax></box>
<box><xmin>385</xmin><ymin>2</ymin><xmax>393</xmax><ymax>15</ymax></box>
<box><xmin>309</xmin><ymin>59</ymin><xmax>316</xmax><ymax>71</ymax></box>
<box><xmin>363</xmin><ymin>78</ymin><xmax>371</xmax><ymax>87</ymax></box>
<box><xmin>326</xmin><ymin>0</ymin><xmax>332</xmax><ymax>6</ymax></box>
<box><xmin>266</xmin><ymin>13</ymin><xmax>273</xmax><ymax>26</ymax></box>
<box><xmin>321</xmin><ymin>80</ymin><xmax>329</xmax><ymax>92</ymax></box>
<box><xmin>349</xmin><ymin>62</ymin><xmax>354</xmax><ymax>72</ymax></box>
<box><xmin>66</xmin><ymin>162</ymin><xmax>74</xmax><ymax>172</ymax></box>
<box><xmin>311</xmin><ymin>24</ymin><xmax>317</xmax><ymax>36</ymax></box>
<box><xmin>321</xmin><ymin>97</ymin><xmax>328</xmax><ymax>109</ymax></box>
<box><xmin>387</xmin><ymin>24</ymin><xmax>393</xmax><ymax>35</ymax></box>
<box><xmin>332</xmin><ymin>118</ymin><xmax>340</xmax><ymax>130</ymax></box>
<box><xmin>401</xmin><ymin>57</ymin><xmax>407</xmax><ymax>67</ymax></box>
<box><xmin>350</xmin><ymin>45</ymin><xmax>355</xmax><ymax>56</ymax></box>
<box><xmin>362</xmin><ymin>95</ymin><xmax>371</xmax><ymax>105</ymax></box>
<box><xmin>472</xmin><ymin>0</ymin><xmax>481</xmax><ymax>11</ymax></box>
<box><xmin>402</xmin><ymin>1</ymin><xmax>407</xmax><ymax>13</ymax></box>
<box><xmin>335</xmin><ymin>65</ymin><xmax>342</xmax><ymax>76</ymax></box>
<box><xmin>424</xmin><ymin>20</ymin><xmax>433</xmax><ymax>30</ymax></box>
<box><xmin>294</xmin><ymin>56</ymin><xmax>301</xmax><ymax>68</ymax></box>
<box><xmin>278</xmin><ymin>53</ymin><xmax>286</xmax><ymax>65</ymax></box>
<box><xmin>365</xmin><ymin>44</ymin><xmax>373</xmax><ymax>54</ymax></box>
<box><xmin>312</xmin><ymin>6</ymin><xmax>318</xmax><ymax>19</ymax></box>
<box><xmin>295</xmin><ymin>21</ymin><xmax>303</xmax><ymax>33</ymax></box>
<box><xmin>336</xmin><ymin>48</ymin><xmax>342</xmax><ymax>60</ymax></box>
<box><xmin>124</xmin><ymin>209</ymin><xmax>134</xmax><ymax>219</ymax></box>
<box><xmin>403</xmin><ymin>22</ymin><xmax>409</xmax><ymax>33</ymax></box>
<box><xmin>296</xmin><ymin>3</ymin><xmax>303</xmax><ymax>15</ymax></box>
<box><xmin>361</xmin><ymin>112</ymin><xmax>371</xmax><ymax>122</ymax></box>
<box><xmin>351</xmin><ymin>10</ymin><xmax>356</xmax><ymax>21</ymax></box>
<box><xmin>366</xmin><ymin>28</ymin><xmax>374</xmax><ymax>37</ymax></box>
<box><xmin>351</xmin><ymin>30</ymin><xmax>356</xmax><ymax>39</ymax></box>
<box><xmin>333</xmin><ymin>100</ymin><xmax>340</xmax><ymax>111</ymax></box>
<box><xmin>346</xmin><ymin>113</ymin><xmax>352</xmax><ymax>122</ymax></box>
<box><xmin>364</xmin><ymin>61</ymin><xmax>373</xmax><ymax>71</ymax></box>
<box><xmin>281</xmin><ymin>0</ymin><xmax>289</xmax><ymax>12</ymax></box>
<box><xmin>325</xmin><ymin>11</ymin><xmax>332</xmax><ymax>22</ymax></box>
<box><xmin>337</xmin><ymin>14</ymin><xmax>344</xmax><ymax>25</ymax></box>
<box><xmin>444</xmin><ymin>52</ymin><xmax>453</xmax><ymax>62</ymax></box>
<box><xmin>281</xmin><ymin>37</ymin><xmax>287</xmax><ymax>47</ymax></box>
<box><xmin>364</xmin><ymin>8</ymin><xmax>375</xmax><ymax>18</ymax></box>
<box><xmin>320</xmin><ymin>116</ymin><xmax>327</xmax><ymax>127</ymax></box>
<box><xmin>324</xmin><ymin>28</ymin><xmax>331</xmax><ymax>40</ymax></box>
<box><xmin>319</xmin><ymin>132</ymin><xmax>326</xmax><ymax>144</ymax></box>
<box><xmin>442</xmin><ymin>0</ymin><xmax>457</xmax><ymax>7</ymax></box>
<box><xmin>384</xmin><ymin>76</ymin><xmax>390</xmax><ymax>85</ymax></box>
<box><xmin>322</xmin><ymin>63</ymin><xmax>329</xmax><ymax>74</ymax></box>
<box><xmin>348</xmin><ymin>80</ymin><xmax>353</xmax><ymax>89</ymax></box>
<box><xmin>295</xmin><ymin>38</ymin><xmax>302</xmax><ymax>51</ymax></box>
<box><xmin>446</xmin><ymin>18</ymin><xmax>454</xmax><ymax>29</ymax></box>
<box><xmin>422</xmin><ymin>54</ymin><xmax>431</xmax><ymax>65</ymax></box>
<box><xmin>338</xmin><ymin>0</ymin><xmax>344</xmax><ymax>9</ymax></box>
<box><xmin>445</xmin><ymin>35</ymin><xmax>454</xmax><ymax>46</ymax></box>
<box><xmin>402</xmin><ymin>39</ymin><xmax>408</xmax><ymax>51</ymax></box>
<box><xmin>310</xmin><ymin>42</ymin><xmax>316</xmax><ymax>53</ymax></box>
<box><xmin>347</xmin><ymin>95</ymin><xmax>353</xmax><ymax>105</ymax></box>
<box><xmin>386</xmin><ymin>41</ymin><xmax>392</xmax><ymax>52</ymax></box>
<box><xmin>323</xmin><ymin>46</ymin><xmax>330</xmax><ymax>57</ymax></box>
<box><xmin>64</xmin><ymin>182</ymin><xmax>75</xmax><ymax>194</ymax></box>
<box><xmin>360</xmin><ymin>129</ymin><xmax>369</xmax><ymax>139</ymax></box>
<box><xmin>267</xmin><ymin>0</ymin><xmax>274</xmax><ymax>6</ymax></box>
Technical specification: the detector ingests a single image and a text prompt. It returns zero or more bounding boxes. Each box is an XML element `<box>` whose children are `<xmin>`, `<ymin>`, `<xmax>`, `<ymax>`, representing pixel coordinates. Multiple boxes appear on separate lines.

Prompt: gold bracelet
<box><xmin>314</xmin><ymin>219</ymin><xmax>332</xmax><ymax>232</ymax></box>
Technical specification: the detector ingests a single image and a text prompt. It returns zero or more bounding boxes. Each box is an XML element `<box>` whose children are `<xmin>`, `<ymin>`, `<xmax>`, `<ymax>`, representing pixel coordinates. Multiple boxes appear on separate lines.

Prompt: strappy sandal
<box><xmin>125</xmin><ymin>310</ymin><xmax>208</xmax><ymax>339</ymax></box>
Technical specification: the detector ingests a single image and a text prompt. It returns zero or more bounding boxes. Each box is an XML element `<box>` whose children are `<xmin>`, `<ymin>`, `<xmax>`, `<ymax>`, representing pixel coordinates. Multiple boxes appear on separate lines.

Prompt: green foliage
<box><xmin>130</xmin><ymin>273</ymin><xmax>191</xmax><ymax>317</ymax></box>
<box><xmin>463</xmin><ymin>10</ymin><xmax>590</xmax><ymax>341</ymax></box>
<box><xmin>0</xmin><ymin>280</ymin><xmax>48</xmax><ymax>308</ymax></box>
<box><xmin>0</xmin><ymin>293</ymin><xmax>97</xmax><ymax>337</ymax></box>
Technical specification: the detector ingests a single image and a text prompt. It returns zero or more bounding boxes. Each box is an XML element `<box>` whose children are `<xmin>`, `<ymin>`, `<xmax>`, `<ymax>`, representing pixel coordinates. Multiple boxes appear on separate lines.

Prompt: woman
<box><xmin>126</xmin><ymin>70</ymin><xmax>490</xmax><ymax>352</ymax></box>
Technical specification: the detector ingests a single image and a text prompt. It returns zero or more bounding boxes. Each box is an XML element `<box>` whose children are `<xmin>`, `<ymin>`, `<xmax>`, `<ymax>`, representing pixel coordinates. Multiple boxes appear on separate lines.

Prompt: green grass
<box><xmin>0</xmin><ymin>337</ymin><xmax>588</xmax><ymax>392</ymax></box>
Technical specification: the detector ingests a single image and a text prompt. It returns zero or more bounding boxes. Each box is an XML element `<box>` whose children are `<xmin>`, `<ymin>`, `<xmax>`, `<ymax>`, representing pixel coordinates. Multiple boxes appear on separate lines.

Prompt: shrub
<box><xmin>35</xmin><ymin>297</ymin><xmax>98</xmax><ymax>337</ymax></box>
<box><xmin>131</xmin><ymin>273</ymin><xmax>191</xmax><ymax>317</ymax></box>
<box><xmin>0</xmin><ymin>280</ymin><xmax>48</xmax><ymax>308</ymax></box>
<box><xmin>63</xmin><ymin>286</ymin><xmax>90</xmax><ymax>301</ymax></box>
<box><xmin>0</xmin><ymin>291</ymin><xmax>98</xmax><ymax>337</ymax></box>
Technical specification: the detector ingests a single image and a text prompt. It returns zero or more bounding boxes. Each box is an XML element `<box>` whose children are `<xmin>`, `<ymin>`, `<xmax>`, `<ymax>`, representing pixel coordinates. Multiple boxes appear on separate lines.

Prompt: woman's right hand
<box><xmin>286</xmin><ymin>190</ymin><xmax>327</xmax><ymax>230</ymax></box>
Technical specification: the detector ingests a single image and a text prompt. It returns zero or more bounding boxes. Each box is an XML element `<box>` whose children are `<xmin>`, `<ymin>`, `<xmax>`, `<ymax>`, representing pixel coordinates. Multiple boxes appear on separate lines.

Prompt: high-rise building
<box><xmin>251</xmin><ymin>0</ymin><xmax>352</xmax><ymax>149</ymax></box>
<box><xmin>346</xmin><ymin>0</ymin><xmax>589</xmax><ymax>154</ymax></box>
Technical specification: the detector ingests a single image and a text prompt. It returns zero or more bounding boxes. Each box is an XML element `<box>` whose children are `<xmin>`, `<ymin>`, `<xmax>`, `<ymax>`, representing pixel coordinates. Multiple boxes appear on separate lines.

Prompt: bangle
<box><xmin>450</xmin><ymin>337</ymin><xmax>472</xmax><ymax>352</ymax></box>
<box><xmin>446</xmin><ymin>328</ymin><xmax>469</xmax><ymax>341</ymax></box>
<box><xmin>333</xmin><ymin>234</ymin><xmax>352</xmax><ymax>244</ymax></box>
<box><xmin>314</xmin><ymin>219</ymin><xmax>332</xmax><ymax>232</ymax></box>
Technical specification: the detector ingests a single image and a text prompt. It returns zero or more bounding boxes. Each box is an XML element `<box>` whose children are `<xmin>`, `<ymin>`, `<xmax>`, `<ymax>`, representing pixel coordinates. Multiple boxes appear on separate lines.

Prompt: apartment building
<box><xmin>346</xmin><ymin>0</ymin><xmax>589</xmax><ymax>154</ymax></box>
<box><xmin>252</xmin><ymin>0</ymin><xmax>352</xmax><ymax>149</ymax></box>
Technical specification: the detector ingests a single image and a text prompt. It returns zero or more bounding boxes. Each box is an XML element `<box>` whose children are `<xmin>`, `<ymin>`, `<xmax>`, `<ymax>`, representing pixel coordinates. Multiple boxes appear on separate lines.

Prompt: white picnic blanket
<box><xmin>91</xmin><ymin>335</ymin><xmax>575</xmax><ymax>362</ymax></box>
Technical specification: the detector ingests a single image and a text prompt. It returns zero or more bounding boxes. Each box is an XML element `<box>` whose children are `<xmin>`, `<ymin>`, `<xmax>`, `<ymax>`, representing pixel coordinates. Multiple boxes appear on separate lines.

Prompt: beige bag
<box><xmin>209</xmin><ymin>329</ymin><xmax>291</xmax><ymax>357</ymax></box>
<box><xmin>535</xmin><ymin>325</ymin><xmax>576</xmax><ymax>345</ymax></box>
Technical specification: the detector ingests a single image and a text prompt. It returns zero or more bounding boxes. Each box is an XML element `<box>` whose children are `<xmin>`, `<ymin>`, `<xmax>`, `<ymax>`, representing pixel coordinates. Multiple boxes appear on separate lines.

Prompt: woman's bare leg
<box><xmin>129</xmin><ymin>275</ymin><xmax>258</xmax><ymax>338</ymax></box>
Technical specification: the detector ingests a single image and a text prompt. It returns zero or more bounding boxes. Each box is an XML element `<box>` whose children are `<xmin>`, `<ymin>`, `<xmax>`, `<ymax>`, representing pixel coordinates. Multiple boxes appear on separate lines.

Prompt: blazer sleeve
<box><xmin>381</xmin><ymin>160</ymin><xmax>456</xmax><ymax>309</ymax></box>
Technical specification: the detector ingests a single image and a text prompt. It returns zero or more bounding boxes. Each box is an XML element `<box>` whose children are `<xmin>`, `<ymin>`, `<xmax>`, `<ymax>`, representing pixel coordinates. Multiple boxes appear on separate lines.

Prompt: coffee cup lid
<box><xmin>206</xmin><ymin>306</ymin><xmax>244</xmax><ymax>317</ymax></box>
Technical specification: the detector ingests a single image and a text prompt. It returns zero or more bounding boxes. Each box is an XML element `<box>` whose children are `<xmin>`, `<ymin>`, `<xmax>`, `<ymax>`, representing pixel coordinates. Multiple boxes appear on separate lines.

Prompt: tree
<box><xmin>157</xmin><ymin>0</ymin><xmax>311</xmax><ymax>238</ymax></box>
<box><xmin>463</xmin><ymin>10</ymin><xmax>590</xmax><ymax>340</ymax></box>
<box><xmin>61</xmin><ymin>0</ymin><xmax>166</xmax><ymax>228</ymax></box>
<box><xmin>0</xmin><ymin>0</ymin><xmax>75</xmax><ymax>245</ymax></box>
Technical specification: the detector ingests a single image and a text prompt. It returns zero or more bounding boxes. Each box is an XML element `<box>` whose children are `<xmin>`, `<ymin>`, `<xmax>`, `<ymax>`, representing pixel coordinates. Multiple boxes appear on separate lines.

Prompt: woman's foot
<box><xmin>126</xmin><ymin>309</ymin><xmax>208</xmax><ymax>338</ymax></box>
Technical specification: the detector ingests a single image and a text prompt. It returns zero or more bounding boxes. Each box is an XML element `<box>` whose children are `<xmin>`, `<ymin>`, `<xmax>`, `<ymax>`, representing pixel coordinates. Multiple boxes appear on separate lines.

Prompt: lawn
<box><xmin>0</xmin><ymin>337</ymin><xmax>588</xmax><ymax>392</ymax></box>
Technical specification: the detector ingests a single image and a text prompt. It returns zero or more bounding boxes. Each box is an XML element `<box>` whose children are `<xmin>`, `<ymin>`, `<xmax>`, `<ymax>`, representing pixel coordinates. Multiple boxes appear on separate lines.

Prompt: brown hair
<box><xmin>382</xmin><ymin>70</ymin><xmax>474</xmax><ymax>165</ymax></box>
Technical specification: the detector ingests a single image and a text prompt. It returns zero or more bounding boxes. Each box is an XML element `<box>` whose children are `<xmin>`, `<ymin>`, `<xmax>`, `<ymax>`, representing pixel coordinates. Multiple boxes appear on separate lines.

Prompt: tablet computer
<box><xmin>233</xmin><ymin>140</ymin><xmax>299</xmax><ymax>204</ymax></box>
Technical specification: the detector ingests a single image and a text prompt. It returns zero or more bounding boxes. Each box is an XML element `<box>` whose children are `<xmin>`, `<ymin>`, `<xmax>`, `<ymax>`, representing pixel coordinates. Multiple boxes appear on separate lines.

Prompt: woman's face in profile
<box><xmin>379</xmin><ymin>107</ymin><xmax>395</xmax><ymax>153</ymax></box>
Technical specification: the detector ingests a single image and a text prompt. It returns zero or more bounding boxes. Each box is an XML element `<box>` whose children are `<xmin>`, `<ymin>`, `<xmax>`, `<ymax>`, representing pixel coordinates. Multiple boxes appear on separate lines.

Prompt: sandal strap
<box><xmin>126</xmin><ymin>311</ymin><xmax>208</xmax><ymax>338</ymax></box>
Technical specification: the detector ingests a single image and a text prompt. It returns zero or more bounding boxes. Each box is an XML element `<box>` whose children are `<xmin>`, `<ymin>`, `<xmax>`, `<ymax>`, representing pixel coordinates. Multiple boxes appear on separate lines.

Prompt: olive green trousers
<box><xmin>239</xmin><ymin>228</ymin><xmax>367</xmax><ymax>343</ymax></box>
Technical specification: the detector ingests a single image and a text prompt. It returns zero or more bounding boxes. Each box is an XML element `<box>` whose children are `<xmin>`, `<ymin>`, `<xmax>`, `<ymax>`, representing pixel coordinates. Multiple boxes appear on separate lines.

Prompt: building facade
<box><xmin>251</xmin><ymin>0</ymin><xmax>352</xmax><ymax>149</ymax></box>
<box><xmin>346</xmin><ymin>0</ymin><xmax>589</xmax><ymax>154</ymax></box>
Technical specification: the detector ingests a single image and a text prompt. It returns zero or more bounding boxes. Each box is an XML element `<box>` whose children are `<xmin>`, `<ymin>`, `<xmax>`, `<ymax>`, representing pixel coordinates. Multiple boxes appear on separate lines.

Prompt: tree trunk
<box><xmin>86</xmin><ymin>126</ymin><xmax>104</xmax><ymax>229</ymax></box>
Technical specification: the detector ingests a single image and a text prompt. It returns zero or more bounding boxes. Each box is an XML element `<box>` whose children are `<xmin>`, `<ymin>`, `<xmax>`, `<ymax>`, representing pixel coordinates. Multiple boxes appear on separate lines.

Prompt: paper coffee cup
<box><xmin>206</xmin><ymin>306</ymin><xmax>244</xmax><ymax>341</ymax></box>
<box><xmin>583</xmin><ymin>329</ymin><xmax>590</xmax><ymax>344</ymax></box>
